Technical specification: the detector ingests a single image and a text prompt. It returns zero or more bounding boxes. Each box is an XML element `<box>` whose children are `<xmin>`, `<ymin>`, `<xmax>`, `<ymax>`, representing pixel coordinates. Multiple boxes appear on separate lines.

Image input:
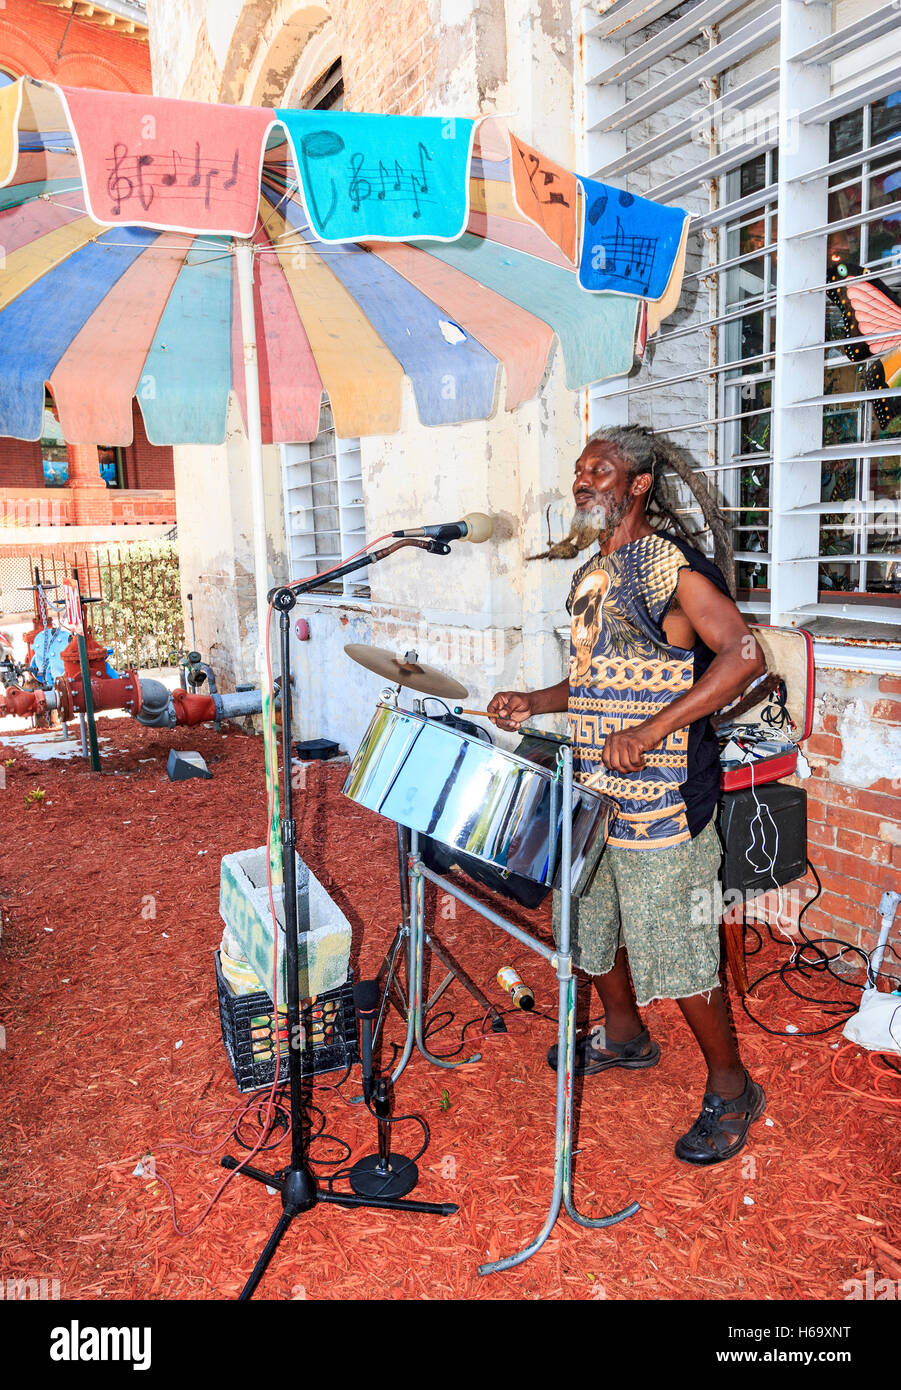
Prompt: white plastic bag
<box><xmin>842</xmin><ymin>988</ymin><xmax>901</xmax><ymax>1056</ymax></box>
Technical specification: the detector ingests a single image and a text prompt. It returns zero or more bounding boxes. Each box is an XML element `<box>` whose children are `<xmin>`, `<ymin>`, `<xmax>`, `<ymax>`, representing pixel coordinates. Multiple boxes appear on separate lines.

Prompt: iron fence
<box><xmin>21</xmin><ymin>544</ymin><xmax>184</xmax><ymax>672</ymax></box>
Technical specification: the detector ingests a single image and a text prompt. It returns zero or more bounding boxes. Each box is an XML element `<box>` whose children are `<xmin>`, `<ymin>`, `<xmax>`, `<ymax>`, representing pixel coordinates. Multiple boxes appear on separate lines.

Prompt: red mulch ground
<box><xmin>1</xmin><ymin>715</ymin><xmax>899</xmax><ymax>1301</ymax></box>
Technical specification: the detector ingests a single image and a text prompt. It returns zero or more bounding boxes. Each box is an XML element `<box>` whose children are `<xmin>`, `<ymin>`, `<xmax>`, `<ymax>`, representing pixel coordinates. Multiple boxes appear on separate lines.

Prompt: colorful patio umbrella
<box><xmin>0</xmin><ymin>78</ymin><xmax>688</xmax><ymax>449</ymax></box>
<box><xmin>0</xmin><ymin>75</ymin><xmax>689</xmax><ymax>869</ymax></box>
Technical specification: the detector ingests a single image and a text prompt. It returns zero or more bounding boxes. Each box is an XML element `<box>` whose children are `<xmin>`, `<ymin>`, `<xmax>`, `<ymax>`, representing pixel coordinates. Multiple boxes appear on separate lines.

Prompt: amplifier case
<box><xmin>717</xmin><ymin>783</ymin><xmax>808</xmax><ymax>895</ymax></box>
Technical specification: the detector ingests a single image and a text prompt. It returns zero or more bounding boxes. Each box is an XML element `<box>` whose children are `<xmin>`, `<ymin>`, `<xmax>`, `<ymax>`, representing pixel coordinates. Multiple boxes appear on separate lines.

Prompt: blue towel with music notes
<box><xmin>277</xmin><ymin>110</ymin><xmax>477</xmax><ymax>243</ymax></box>
<box><xmin>576</xmin><ymin>175</ymin><xmax>689</xmax><ymax>300</ymax></box>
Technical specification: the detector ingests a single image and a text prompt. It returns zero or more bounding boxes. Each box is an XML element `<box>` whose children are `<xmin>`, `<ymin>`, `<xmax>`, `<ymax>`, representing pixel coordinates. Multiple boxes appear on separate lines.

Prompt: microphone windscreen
<box><xmin>462</xmin><ymin>512</ymin><xmax>494</xmax><ymax>543</ymax></box>
<box><xmin>354</xmin><ymin>979</ymin><xmax>380</xmax><ymax>1014</ymax></box>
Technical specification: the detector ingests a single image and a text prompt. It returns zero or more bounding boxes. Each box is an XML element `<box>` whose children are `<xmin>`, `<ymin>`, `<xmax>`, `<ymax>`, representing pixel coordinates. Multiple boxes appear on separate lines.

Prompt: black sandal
<box><xmin>674</xmin><ymin>1071</ymin><xmax>766</xmax><ymax>1165</ymax></box>
<box><xmin>547</xmin><ymin>1026</ymin><xmax>660</xmax><ymax>1075</ymax></box>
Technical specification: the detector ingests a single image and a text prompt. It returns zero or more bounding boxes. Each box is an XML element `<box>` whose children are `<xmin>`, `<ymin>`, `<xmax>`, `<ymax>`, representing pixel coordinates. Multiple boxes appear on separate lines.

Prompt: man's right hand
<box><xmin>487</xmin><ymin>690</ymin><xmax>534</xmax><ymax>732</ymax></box>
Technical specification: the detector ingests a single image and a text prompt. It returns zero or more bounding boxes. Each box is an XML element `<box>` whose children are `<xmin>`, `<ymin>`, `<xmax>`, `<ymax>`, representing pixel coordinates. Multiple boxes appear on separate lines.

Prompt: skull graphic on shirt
<box><xmin>570</xmin><ymin>566</ymin><xmax>611</xmax><ymax>685</ymax></box>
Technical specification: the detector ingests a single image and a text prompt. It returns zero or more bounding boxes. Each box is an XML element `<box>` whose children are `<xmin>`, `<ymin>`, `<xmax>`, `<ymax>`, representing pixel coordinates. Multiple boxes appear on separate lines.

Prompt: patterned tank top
<box><xmin>566</xmin><ymin>531</ymin><xmax>727</xmax><ymax>851</ymax></box>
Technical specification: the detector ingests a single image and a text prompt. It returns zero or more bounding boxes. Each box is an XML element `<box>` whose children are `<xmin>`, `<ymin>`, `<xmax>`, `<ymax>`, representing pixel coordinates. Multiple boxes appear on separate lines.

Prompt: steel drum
<box><xmin>342</xmin><ymin>704</ymin><xmax>617</xmax><ymax>896</ymax></box>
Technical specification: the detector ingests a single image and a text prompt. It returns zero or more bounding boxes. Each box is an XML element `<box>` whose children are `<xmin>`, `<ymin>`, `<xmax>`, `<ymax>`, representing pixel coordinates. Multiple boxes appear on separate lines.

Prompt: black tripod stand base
<box><xmin>348</xmin><ymin>1152</ymin><xmax>419</xmax><ymax>1199</ymax></box>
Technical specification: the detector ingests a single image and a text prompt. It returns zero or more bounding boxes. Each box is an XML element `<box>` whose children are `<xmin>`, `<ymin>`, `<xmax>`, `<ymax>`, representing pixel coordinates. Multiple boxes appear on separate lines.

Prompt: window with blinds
<box><xmin>583</xmin><ymin>0</ymin><xmax>901</xmax><ymax>636</ymax></box>
<box><xmin>281</xmin><ymin>394</ymin><xmax>368</xmax><ymax>599</ymax></box>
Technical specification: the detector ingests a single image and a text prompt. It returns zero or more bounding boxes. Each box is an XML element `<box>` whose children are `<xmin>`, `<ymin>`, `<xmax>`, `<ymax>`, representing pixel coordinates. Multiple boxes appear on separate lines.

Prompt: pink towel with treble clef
<box><xmin>59</xmin><ymin>87</ymin><xmax>276</xmax><ymax>236</ymax></box>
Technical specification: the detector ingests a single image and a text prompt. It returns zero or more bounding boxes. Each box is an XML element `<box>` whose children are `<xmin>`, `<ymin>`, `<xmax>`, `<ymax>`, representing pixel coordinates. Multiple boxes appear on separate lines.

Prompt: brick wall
<box><xmin>0</xmin><ymin>436</ymin><xmax>43</xmax><ymax>488</ymax></box>
<box><xmin>0</xmin><ymin>0</ymin><xmax>151</xmax><ymax>93</ymax></box>
<box><xmin>797</xmin><ymin>667</ymin><xmax>901</xmax><ymax>958</ymax></box>
<box><xmin>121</xmin><ymin>404</ymin><xmax>175</xmax><ymax>491</ymax></box>
<box><xmin>0</xmin><ymin>405</ymin><xmax>175</xmax><ymax>522</ymax></box>
<box><xmin>332</xmin><ymin>3</ymin><xmax>440</xmax><ymax>115</ymax></box>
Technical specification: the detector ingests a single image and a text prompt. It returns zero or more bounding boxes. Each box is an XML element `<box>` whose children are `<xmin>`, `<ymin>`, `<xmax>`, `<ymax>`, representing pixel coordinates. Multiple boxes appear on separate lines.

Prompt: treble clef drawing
<box><xmin>106</xmin><ymin>142</ymin><xmax>134</xmax><ymax>216</ymax></box>
<box><xmin>348</xmin><ymin>151</ymin><xmax>371</xmax><ymax>212</ymax></box>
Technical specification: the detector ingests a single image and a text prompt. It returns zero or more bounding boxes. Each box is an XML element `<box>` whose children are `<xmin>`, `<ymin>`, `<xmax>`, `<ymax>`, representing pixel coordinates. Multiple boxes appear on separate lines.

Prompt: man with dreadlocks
<box><xmin>487</xmin><ymin>425</ymin><xmax>767</xmax><ymax>1165</ymax></box>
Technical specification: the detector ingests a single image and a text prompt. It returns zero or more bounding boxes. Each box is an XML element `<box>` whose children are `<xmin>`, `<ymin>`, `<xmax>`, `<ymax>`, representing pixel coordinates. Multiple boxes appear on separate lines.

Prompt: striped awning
<box><xmin>0</xmin><ymin>78</ymin><xmax>689</xmax><ymax>446</ymax></box>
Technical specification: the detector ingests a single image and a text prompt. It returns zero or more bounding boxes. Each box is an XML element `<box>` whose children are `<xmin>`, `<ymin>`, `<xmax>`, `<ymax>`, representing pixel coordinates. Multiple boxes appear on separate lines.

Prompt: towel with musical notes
<box><xmin>277</xmin><ymin>110</ymin><xmax>476</xmax><ymax>243</ymax></box>
<box><xmin>576</xmin><ymin>175</ymin><xmax>689</xmax><ymax>301</ymax></box>
<box><xmin>58</xmin><ymin>86</ymin><xmax>276</xmax><ymax>236</ymax></box>
<box><xmin>508</xmin><ymin>133</ymin><xmax>579</xmax><ymax>265</ymax></box>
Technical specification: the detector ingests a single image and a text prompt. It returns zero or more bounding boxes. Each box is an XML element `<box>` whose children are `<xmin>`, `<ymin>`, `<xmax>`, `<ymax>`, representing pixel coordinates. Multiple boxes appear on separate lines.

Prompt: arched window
<box><xmin>0</xmin><ymin>70</ymin><xmax>18</xmax><ymax>89</ymax></box>
<box><xmin>302</xmin><ymin>58</ymin><xmax>343</xmax><ymax>112</ymax></box>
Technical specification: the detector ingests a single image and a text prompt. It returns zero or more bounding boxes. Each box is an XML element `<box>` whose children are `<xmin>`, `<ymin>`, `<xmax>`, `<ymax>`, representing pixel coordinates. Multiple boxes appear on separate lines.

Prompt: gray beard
<box><xmin>532</xmin><ymin>498</ymin><xmax>629</xmax><ymax>560</ymax></box>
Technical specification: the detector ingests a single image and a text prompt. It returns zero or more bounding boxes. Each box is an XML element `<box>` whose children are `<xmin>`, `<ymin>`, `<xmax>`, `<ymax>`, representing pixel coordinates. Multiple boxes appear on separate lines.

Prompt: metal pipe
<box><xmin>416</xmin><ymin>864</ymin><xmax>557</xmax><ymax>965</ymax></box>
<box><xmin>213</xmin><ymin>689</ymin><xmax>262</xmax><ymax>719</ymax></box>
<box><xmin>135</xmin><ymin>678</ymin><xmax>175</xmax><ymax>728</ymax></box>
<box><xmin>195</xmin><ymin>662</ymin><xmax>217</xmax><ymax>695</ymax></box>
<box><xmin>411</xmin><ymin>858</ymin><xmax>480</xmax><ymax>1069</ymax></box>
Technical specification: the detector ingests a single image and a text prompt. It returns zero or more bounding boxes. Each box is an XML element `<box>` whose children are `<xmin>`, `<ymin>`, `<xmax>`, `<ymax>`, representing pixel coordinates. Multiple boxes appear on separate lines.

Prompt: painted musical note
<box><xmin>409</xmin><ymin>141</ymin><xmax>432</xmax><ymax>219</ymax></box>
<box><xmin>298</xmin><ymin>128</ymin><xmax>344</xmax><ymax>233</ymax></box>
<box><xmin>161</xmin><ymin>149</ymin><xmax>180</xmax><ymax>187</ymax></box>
<box><xmin>189</xmin><ymin>141</ymin><xmax>201</xmax><ymax>188</ymax></box>
<box><xmin>599</xmin><ymin>217</ymin><xmax>656</xmax><ymax>292</ymax></box>
<box><xmin>417</xmin><ymin>141</ymin><xmax>431</xmax><ymax>193</ymax></box>
<box><xmin>136</xmin><ymin>152</ymin><xmax>154</xmax><ymax>212</ymax></box>
<box><xmin>527</xmin><ymin>151</ymin><xmax>571</xmax><ymax>209</ymax></box>
<box><xmin>224</xmin><ymin>148</ymin><xmax>239</xmax><ymax>190</ymax></box>
<box><xmin>588</xmin><ymin>193</ymin><xmax>608</xmax><ymax>226</ymax></box>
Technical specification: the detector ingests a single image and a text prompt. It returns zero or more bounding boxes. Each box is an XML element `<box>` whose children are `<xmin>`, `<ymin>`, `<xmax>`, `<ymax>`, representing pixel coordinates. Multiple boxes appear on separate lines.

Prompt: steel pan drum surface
<box><xmin>342</xmin><ymin>705</ymin><xmax>616</xmax><ymax>893</ymax></box>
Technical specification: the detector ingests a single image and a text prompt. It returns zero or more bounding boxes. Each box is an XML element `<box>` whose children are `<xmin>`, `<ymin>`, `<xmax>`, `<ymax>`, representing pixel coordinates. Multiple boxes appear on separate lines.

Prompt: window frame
<box><xmin>582</xmin><ymin>0</ymin><xmax>901</xmax><ymax>652</ymax></box>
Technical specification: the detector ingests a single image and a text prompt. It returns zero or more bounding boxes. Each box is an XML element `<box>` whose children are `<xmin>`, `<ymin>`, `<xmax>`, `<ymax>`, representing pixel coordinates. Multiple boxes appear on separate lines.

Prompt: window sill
<box><xmin>292</xmin><ymin>590</ymin><xmax>372</xmax><ymax>612</ymax></box>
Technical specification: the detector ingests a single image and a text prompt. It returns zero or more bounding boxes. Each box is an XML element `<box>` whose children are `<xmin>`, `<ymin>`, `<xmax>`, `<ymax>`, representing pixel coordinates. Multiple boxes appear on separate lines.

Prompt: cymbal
<box><xmin>344</xmin><ymin>644</ymin><xmax>469</xmax><ymax>699</ymax></box>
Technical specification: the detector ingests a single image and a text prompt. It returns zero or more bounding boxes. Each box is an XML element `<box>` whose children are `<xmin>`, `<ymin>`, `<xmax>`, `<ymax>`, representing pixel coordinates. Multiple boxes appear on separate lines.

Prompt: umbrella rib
<box><xmin>257</xmin><ymin>180</ymin><xmax>301</xmax><ymax>239</ymax></box>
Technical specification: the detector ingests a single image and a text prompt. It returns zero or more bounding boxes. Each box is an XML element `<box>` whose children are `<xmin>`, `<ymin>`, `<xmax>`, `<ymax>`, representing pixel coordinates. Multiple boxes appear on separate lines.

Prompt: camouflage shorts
<box><xmin>552</xmin><ymin>818</ymin><xmax>723</xmax><ymax>1005</ymax></box>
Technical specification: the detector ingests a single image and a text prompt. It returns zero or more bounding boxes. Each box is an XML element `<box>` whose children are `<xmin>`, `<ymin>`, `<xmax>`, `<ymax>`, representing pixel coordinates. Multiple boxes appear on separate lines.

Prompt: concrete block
<box><xmin>219</xmin><ymin>845</ymin><xmax>351</xmax><ymax>1001</ymax></box>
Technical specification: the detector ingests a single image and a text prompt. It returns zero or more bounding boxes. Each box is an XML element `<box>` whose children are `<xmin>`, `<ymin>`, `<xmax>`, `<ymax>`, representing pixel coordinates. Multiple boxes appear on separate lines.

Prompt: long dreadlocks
<box><xmin>532</xmin><ymin>424</ymin><xmax>736</xmax><ymax>596</ymax></box>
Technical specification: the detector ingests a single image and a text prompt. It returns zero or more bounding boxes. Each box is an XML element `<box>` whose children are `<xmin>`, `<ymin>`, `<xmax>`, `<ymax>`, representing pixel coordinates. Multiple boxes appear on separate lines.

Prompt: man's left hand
<box><xmin>601</xmin><ymin>724</ymin><xmax>658</xmax><ymax>774</ymax></box>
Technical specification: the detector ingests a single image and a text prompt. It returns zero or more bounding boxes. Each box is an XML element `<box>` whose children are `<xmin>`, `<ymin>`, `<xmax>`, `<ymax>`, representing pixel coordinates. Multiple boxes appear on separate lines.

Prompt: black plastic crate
<box><xmin>215</xmin><ymin>952</ymin><xmax>359</xmax><ymax>1093</ymax></box>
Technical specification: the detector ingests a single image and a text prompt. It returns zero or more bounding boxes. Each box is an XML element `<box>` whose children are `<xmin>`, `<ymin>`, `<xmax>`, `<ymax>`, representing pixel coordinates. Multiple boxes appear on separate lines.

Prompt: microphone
<box><xmin>354</xmin><ymin>978</ymin><xmax>380</xmax><ymax>1104</ymax></box>
<box><xmin>392</xmin><ymin>512</ymin><xmax>494</xmax><ymax>544</ymax></box>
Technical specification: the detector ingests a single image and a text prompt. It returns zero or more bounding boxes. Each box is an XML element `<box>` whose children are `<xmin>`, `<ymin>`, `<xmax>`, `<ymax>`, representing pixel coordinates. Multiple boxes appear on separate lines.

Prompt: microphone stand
<box><xmin>221</xmin><ymin>540</ymin><xmax>457</xmax><ymax>1301</ymax></box>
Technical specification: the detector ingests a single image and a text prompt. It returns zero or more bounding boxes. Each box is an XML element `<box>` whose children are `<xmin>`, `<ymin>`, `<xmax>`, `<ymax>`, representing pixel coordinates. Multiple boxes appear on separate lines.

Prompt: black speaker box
<box><xmin>717</xmin><ymin>783</ymin><xmax>807</xmax><ymax>895</ymax></box>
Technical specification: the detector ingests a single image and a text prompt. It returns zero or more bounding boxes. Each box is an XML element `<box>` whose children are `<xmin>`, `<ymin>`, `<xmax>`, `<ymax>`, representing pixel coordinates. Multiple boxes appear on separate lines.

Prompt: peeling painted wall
<box><xmin>798</xmin><ymin>665</ymin><xmax>901</xmax><ymax>953</ymax></box>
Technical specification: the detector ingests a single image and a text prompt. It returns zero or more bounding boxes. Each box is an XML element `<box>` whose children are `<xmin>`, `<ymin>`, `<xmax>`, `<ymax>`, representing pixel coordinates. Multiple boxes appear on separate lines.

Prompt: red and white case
<box><xmin>719</xmin><ymin>624</ymin><xmax>815</xmax><ymax>792</ymax></box>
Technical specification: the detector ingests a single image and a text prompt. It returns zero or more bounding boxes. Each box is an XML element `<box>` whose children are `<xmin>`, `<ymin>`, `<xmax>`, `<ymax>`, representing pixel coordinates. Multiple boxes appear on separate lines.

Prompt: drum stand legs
<box><xmin>397</xmin><ymin>745</ymin><xmax>640</xmax><ymax>1275</ymax></box>
<box><xmin>375</xmin><ymin>826</ymin><xmax>506</xmax><ymax>1084</ymax></box>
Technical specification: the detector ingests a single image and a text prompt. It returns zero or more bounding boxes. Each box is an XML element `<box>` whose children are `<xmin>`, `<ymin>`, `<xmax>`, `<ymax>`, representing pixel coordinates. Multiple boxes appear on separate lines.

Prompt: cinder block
<box><xmin>219</xmin><ymin>845</ymin><xmax>351</xmax><ymax>1001</ymax></box>
<box><xmin>167</xmin><ymin>749</ymin><xmax>212</xmax><ymax>781</ymax></box>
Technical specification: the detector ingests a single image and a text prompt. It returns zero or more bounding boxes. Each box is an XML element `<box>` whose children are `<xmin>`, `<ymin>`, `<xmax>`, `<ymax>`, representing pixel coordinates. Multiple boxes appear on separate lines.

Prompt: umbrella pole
<box><xmin>235</xmin><ymin>240</ymin><xmax>282</xmax><ymax>888</ymax></box>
